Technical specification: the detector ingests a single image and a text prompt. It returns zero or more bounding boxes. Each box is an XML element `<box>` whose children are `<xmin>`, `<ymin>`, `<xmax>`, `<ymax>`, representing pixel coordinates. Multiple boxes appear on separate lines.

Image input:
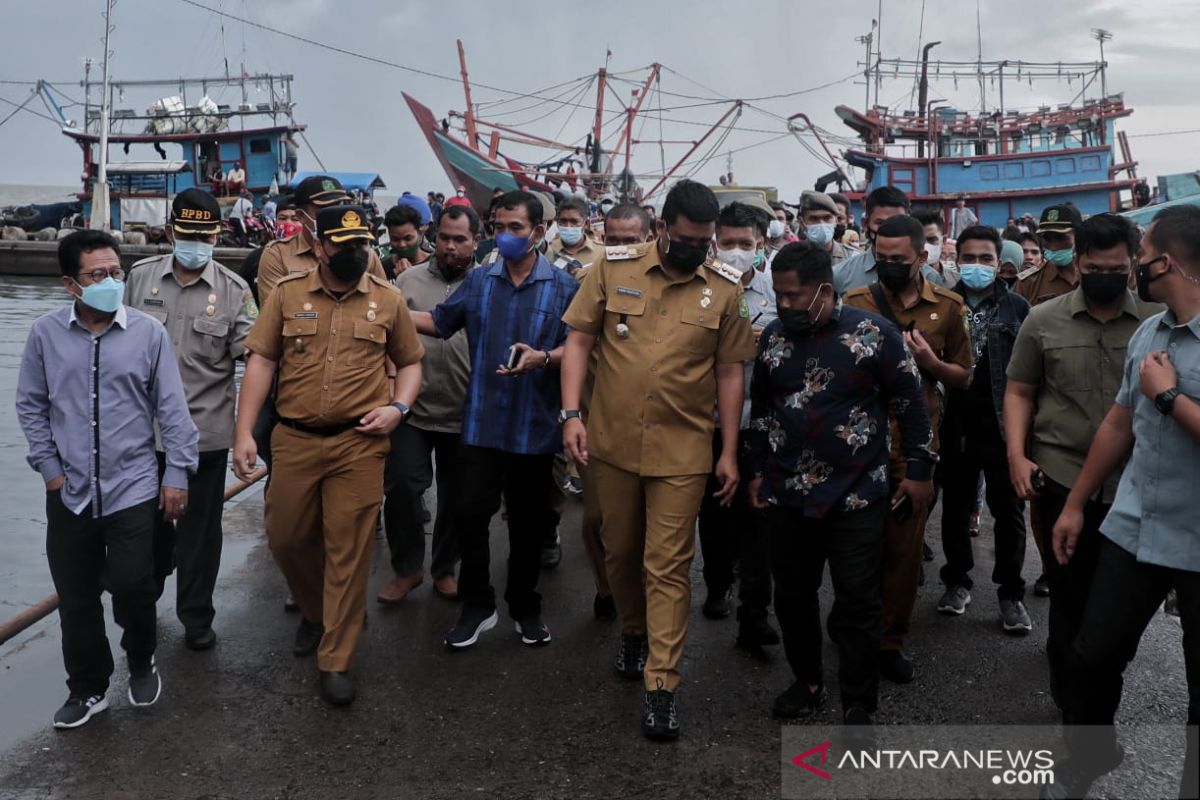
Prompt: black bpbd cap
<box><xmin>316</xmin><ymin>205</ymin><xmax>375</xmax><ymax>243</ymax></box>
<box><xmin>171</xmin><ymin>188</ymin><xmax>222</xmax><ymax>234</ymax></box>
<box><xmin>1039</xmin><ymin>204</ymin><xmax>1083</xmax><ymax>233</ymax></box>
<box><xmin>293</xmin><ymin>175</ymin><xmax>351</xmax><ymax>208</ymax></box>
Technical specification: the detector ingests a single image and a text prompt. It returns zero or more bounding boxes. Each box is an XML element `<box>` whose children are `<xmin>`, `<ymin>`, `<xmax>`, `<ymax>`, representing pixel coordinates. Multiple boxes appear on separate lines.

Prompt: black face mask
<box><xmin>436</xmin><ymin>254</ymin><xmax>472</xmax><ymax>282</ymax></box>
<box><xmin>329</xmin><ymin>247</ymin><xmax>370</xmax><ymax>283</ymax></box>
<box><xmin>1135</xmin><ymin>259</ymin><xmax>1166</xmax><ymax>303</ymax></box>
<box><xmin>778</xmin><ymin>285</ymin><xmax>829</xmax><ymax>335</ymax></box>
<box><xmin>664</xmin><ymin>233</ymin><xmax>709</xmax><ymax>273</ymax></box>
<box><xmin>1001</xmin><ymin>275</ymin><xmax>1018</xmax><ymax>288</ymax></box>
<box><xmin>1080</xmin><ymin>272</ymin><xmax>1129</xmax><ymax>305</ymax></box>
<box><xmin>876</xmin><ymin>261</ymin><xmax>914</xmax><ymax>293</ymax></box>
<box><xmin>833</xmin><ymin>223</ymin><xmax>847</xmax><ymax>243</ymax></box>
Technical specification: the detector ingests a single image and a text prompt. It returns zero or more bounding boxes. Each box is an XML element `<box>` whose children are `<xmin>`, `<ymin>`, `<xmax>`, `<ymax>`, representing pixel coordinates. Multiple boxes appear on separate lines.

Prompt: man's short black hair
<box><xmin>58</xmin><ymin>229</ymin><xmax>121</xmax><ymax>277</ymax></box>
<box><xmin>555</xmin><ymin>196</ymin><xmax>589</xmax><ymax>220</ymax></box>
<box><xmin>1018</xmin><ymin>231</ymin><xmax>1042</xmax><ymax>250</ymax></box>
<box><xmin>495</xmin><ymin>190</ymin><xmax>543</xmax><ymax>227</ymax></box>
<box><xmin>771</xmin><ymin>241</ymin><xmax>832</xmax><ymax>287</ymax></box>
<box><xmin>1074</xmin><ymin>212</ymin><xmax>1139</xmax><ymax>259</ymax></box>
<box><xmin>384</xmin><ymin>204</ymin><xmax>424</xmax><ymax>230</ymax></box>
<box><xmin>439</xmin><ymin>204</ymin><xmax>482</xmax><ymax>237</ymax></box>
<box><xmin>661</xmin><ymin>179</ymin><xmax>719</xmax><ymax>227</ymax></box>
<box><xmin>956</xmin><ymin>224</ymin><xmax>1002</xmax><ymax>256</ymax></box>
<box><xmin>874</xmin><ymin>214</ymin><xmax>925</xmax><ymax>253</ymax></box>
<box><xmin>912</xmin><ymin>207</ymin><xmax>943</xmax><ymax>232</ymax></box>
<box><xmin>276</xmin><ymin>195</ymin><xmax>294</xmax><ymax>213</ymax></box>
<box><xmin>605</xmin><ymin>203</ymin><xmax>652</xmax><ymax>236</ymax></box>
<box><xmin>829</xmin><ymin>192</ymin><xmax>851</xmax><ymax>210</ymax></box>
<box><xmin>718</xmin><ymin>201</ymin><xmax>768</xmax><ymax>237</ymax></box>
<box><xmin>864</xmin><ymin>185</ymin><xmax>910</xmax><ymax>216</ymax></box>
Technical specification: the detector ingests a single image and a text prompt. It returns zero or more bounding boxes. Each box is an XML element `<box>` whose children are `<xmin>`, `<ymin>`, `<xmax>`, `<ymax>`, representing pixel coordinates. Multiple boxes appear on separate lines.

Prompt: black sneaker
<box><xmin>184</xmin><ymin>627</ymin><xmax>217</xmax><ymax>651</ymax></box>
<box><xmin>445</xmin><ymin>607</ymin><xmax>498</xmax><ymax>649</ymax></box>
<box><xmin>615</xmin><ymin>634</ymin><xmax>648</xmax><ymax>680</ymax></box>
<box><xmin>642</xmin><ymin>681</ymin><xmax>680</xmax><ymax>741</ymax></box>
<box><xmin>540</xmin><ymin>531</ymin><xmax>562</xmax><ymax>570</ymax></box>
<box><xmin>702</xmin><ymin>585</ymin><xmax>733</xmax><ymax>620</ymax></box>
<box><xmin>772</xmin><ymin>682</ymin><xmax>826</xmax><ymax>719</ymax></box>
<box><xmin>736</xmin><ymin>617</ymin><xmax>780</xmax><ymax>649</ymax></box>
<box><xmin>936</xmin><ymin>585</ymin><xmax>971</xmax><ymax>615</ymax></box>
<box><xmin>1034</xmin><ymin>574</ymin><xmax>1051</xmax><ymax>597</ymax></box>
<box><xmin>1000</xmin><ymin>599</ymin><xmax>1033</xmax><ymax>634</ymax></box>
<box><xmin>514</xmin><ymin>616</ymin><xmax>552</xmax><ymax>647</ymax></box>
<box><xmin>319</xmin><ymin>670</ymin><xmax>356</xmax><ymax>706</ymax></box>
<box><xmin>128</xmin><ymin>657</ymin><xmax>161</xmax><ymax>707</ymax></box>
<box><xmin>843</xmin><ymin>705</ymin><xmax>873</xmax><ymax>725</ymax></box>
<box><xmin>593</xmin><ymin>593</ymin><xmax>617</xmax><ymax>621</ymax></box>
<box><xmin>292</xmin><ymin>618</ymin><xmax>324</xmax><ymax>657</ymax></box>
<box><xmin>879</xmin><ymin>649</ymin><xmax>915</xmax><ymax>683</ymax></box>
<box><xmin>52</xmin><ymin>694</ymin><xmax>108</xmax><ymax>729</ymax></box>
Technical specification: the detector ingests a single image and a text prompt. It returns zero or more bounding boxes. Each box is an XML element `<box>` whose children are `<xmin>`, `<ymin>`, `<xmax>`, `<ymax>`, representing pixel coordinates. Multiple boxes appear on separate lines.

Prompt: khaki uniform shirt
<box><xmin>562</xmin><ymin>243</ymin><xmax>757</xmax><ymax>477</ymax></box>
<box><xmin>257</xmin><ymin>233</ymin><xmax>388</xmax><ymax>304</ymax></box>
<box><xmin>124</xmin><ymin>254</ymin><xmax>257</xmax><ymax>451</ymax></box>
<box><xmin>393</xmin><ymin>258</ymin><xmax>472</xmax><ymax>433</ymax></box>
<box><xmin>1006</xmin><ymin>288</ymin><xmax>1160</xmax><ymax>502</ymax></box>
<box><xmin>245</xmin><ymin>270</ymin><xmax>425</xmax><ymax>426</ymax></box>
<box><xmin>547</xmin><ymin>239</ymin><xmax>602</xmax><ymax>275</ymax></box>
<box><xmin>1015</xmin><ymin>260</ymin><xmax>1079</xmax><ymax>306</ymax></box>
<box><xmin>843</xmin><ymin>277</ymin><xmax>973</xmax><ymax>453</ymax></box>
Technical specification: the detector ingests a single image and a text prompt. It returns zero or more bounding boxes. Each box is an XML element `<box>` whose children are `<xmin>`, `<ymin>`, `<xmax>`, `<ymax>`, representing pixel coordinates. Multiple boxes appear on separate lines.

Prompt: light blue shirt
<box><xmin>833</xmin><ymin>245</ymin><xmax>951</xmax><ymax>294</ymax></box>
<box><xmin>1102</xmin><ymin>309</ymin><xmax>1200</xmax><ymax>571</ymax></box>
<box><xmin>740</xmin><ymin>267</ymin><xmax>778</xmax><ymax>428</ymax></box>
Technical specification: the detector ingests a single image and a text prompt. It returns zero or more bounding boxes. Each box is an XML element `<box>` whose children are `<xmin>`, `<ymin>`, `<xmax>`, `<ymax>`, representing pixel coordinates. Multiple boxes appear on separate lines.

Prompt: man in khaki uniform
<box><xmin>124</xmin><ymin>188</ymin><xmax>257</xmax><ymax>650</ymax></box>
<box><xmin>547</xmin><ymin>195</ymin><xmax>603</xmax><ymax>275</ymax></box>
<box><xmin>561</xmin><ymin>180</ymin><xmax>755</xmax><ymax>741</ymax></box>
<box><xmin>798</xmin><ymin>190</ymin><xmax>851</xmax><ymax>266</ymax></box>
<box><xmin>233</xmin><ymin>205</ymin><xmax>424</xmax><ymax>706</ymax></box>
<box><xmin>1015</xmin><ymin>204</ymin><xmax>1083</xmax><ymax>306</ymax></box>
<box><xmin>843</xmin><ymin>214</ymin><xmax>972</xmax><ymax>684</ymax></box>
<box><xmin>257</xmin><ymin>175</ymin><xmax>390</xmax><ymax>303</ymax></box>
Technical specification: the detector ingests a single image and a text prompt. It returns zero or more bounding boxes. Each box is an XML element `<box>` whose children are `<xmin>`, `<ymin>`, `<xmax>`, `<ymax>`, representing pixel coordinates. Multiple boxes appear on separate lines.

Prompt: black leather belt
<box><xmin>276</xmin><ymin>417</ymin><xmax>359</xmax><ymax>437</ymax></box>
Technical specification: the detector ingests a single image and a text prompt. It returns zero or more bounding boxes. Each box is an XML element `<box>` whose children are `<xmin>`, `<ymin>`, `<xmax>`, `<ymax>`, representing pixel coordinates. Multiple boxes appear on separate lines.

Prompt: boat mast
<box><xmin>614</xmin><ymin>64</ymin><xmax>661</xmax><ymax>173</ymax></box>
<box><xmin>591</xmin><ymin>66</ymin><xmax>607</xmax><ymax>177</ymax></box>
<box><xmin>91</xmin><ymin>0</ymin><xmax>115</xmax><ymax>231</ymax></box>
<box><xmin>457</xmin><ymin>40</ymin><xmax>479</xmax><ymax>151</ymax></box>
<box><xmin>916</xmin><ymin>41</ymin><xmax>940</xmax><ymax>158</ymax></box>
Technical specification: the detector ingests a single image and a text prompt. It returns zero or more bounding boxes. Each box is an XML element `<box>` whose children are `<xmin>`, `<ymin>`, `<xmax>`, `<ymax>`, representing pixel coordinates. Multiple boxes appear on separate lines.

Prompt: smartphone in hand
<box><xmin>506</xmin><ymin>345</ymin><xmax>521</xmax><ymax>370</ymax></box>
<box><xmin>891</xmin><ymin>493</ymin><xmax>913</xmax><ymax>523</ymax></box>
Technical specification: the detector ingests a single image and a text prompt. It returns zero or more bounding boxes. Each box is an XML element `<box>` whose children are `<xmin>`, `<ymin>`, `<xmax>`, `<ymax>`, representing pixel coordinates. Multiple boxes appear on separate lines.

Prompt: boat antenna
<box><xmin>1092</xmin><ymin>28</ymin><xmax>1112</xmax><ymax>97</ymax></box>
<box><xmin>975</xmin><ymin>0</ymin><xmax>986</xmax><ymax>112</ymax></box>
<box><xmin>92</xmin><ymin>0</ymin><xmax>116</xmax><ymax>231</ymax></box>
<box><xmin>856</xmin><ymin>23</ymin><xmax>875</xmax><ymax>109</ymax></box>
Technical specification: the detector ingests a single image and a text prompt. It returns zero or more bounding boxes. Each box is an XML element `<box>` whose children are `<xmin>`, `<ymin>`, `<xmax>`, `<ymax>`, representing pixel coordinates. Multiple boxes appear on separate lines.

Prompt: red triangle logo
<box><xmin>791</xmin><ymin>740</ymin><xmax>833</xmax><ymax>781</ymax></box>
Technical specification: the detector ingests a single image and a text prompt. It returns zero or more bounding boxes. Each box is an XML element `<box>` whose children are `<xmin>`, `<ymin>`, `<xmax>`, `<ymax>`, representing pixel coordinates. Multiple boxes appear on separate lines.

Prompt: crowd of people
<box><xmin>14</xmin><ymin>171</ymin><xmax>1200</xmax><ymax>798</ymax></box>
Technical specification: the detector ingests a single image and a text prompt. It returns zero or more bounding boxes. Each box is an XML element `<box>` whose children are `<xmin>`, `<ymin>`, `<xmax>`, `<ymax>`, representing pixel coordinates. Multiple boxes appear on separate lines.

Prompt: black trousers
<box><xmin>1060</xmin><ymin>536</ymin><xmax>1200</xmax><ymax>798</ymax></box>
<box><xmin>938</xmin><ymin>430</ymin><xmax>1027</xmax><ymax>600</ymax></box>
<box><xmin>454</xmin><ymin>444</ymin><xmax>554</xmax><ymax>619</ymax></box>
<box><xmin>698</xmin><ymin>430</ymin><xmax>772</xmax><ymax>620</ymax></box>
<box><xmin>154</xmin><ymin>450</ymin><xmax>228</xmax><ymax>632</ymax></box>
<box><xmin>769</xmin><ymin>500</ymin><xmax>886</xmax><ymax>712</ymax></box>
<box><xmin>383</xmin><ymin>424</ymin><xmax>460</xmax><ymax>579</ymax></box>
<box><xmin>46</xmin><ymin>494</ymin><xmax>158</xmax><ymax>697</ymax></box>
<box><xmin>1036</xmin><ymin>478</ymin><xmax>1110</xmax><ymax>708</ymax></box>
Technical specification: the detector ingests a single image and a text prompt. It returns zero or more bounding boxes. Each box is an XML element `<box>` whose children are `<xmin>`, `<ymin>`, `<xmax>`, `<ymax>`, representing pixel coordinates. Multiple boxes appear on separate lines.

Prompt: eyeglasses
<box><xmin>77</xmin><ymin>267</ymin><xmax>125</xmax><ymax>283</ymax></box>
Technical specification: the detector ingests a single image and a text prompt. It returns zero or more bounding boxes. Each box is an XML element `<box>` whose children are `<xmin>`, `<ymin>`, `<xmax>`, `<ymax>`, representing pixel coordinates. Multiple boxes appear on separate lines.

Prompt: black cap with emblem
<box><xmin>1038</xmin><ymin>204</ymin><xmax>1083</xmax><ymax>234</ymax></box>
<box><xmin>316</xmin><ymin>205</ymin><xmax>376</xmax><ymax>243</ymax></box>
<box><xmin>171</xmin><ymin>187</ymin><xmax>222</xmax><ymax>235</ymax></box>
<box><xmin>293</xmin><ymin>175</ymin><xmax>351</xmax><ymax>208</ymax></box>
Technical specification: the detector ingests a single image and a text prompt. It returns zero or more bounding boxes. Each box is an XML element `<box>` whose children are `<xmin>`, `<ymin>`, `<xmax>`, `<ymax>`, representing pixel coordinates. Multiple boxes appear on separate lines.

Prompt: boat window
<box><xmin>1080</xmin><ymin>155</ymin><xmax>1102</xmax><ymax>172</ymax></box>
<box><xmin>980</xmin><ymin>165</ymin><xmax>999</xmax><ymax>181</ymax></box>
<box><xmin>249</xmin><ymin>138</ymin><xmax>272</xmax><ymax>154</ymax></box>
<box><xmin>1003</xmin><ymin>163</ymin><xmax>1024</xmax><ymax>180</ymax></box>
<box><xmin>1030</xmin><ymin>161</ymin><xmax>1051</xmax><ymax>178</ymax></box>
<box><xmin>1055</xmin><ymin>159</ymin><xmax>1076</xmax><ymax>175</ymax></box>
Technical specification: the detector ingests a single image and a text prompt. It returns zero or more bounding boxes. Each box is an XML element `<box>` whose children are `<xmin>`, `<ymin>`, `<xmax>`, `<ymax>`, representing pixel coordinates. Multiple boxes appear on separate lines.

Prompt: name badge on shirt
<box><xmin>293</xmin><ymin>311</ymin><xmax>319</xmax><ymax>319</ymax></box>
<box><xmin>143</xmin><ymin>298</ymin><xmax>165</xmax><ymax>307</ymax></box>
<box><xmin>616</xmin><ymin>286</ymin><xmax>642</xmax><ymax>298</ymax></box>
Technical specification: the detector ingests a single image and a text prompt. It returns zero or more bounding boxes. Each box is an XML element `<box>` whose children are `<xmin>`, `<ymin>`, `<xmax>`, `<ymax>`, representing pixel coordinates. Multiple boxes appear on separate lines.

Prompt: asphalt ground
<box><xmin>0</xmin><ymin>487</ymin><xmax>1190</xmax><ymax>800</ymax></box>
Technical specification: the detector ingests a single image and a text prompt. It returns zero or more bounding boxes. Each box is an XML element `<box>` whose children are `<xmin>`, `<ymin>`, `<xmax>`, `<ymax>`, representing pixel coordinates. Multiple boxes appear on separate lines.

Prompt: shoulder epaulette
<box><xmin>276</xmin><ymin>271</ymin><xmax>308</xmax><ymax>286</ymax></box>
<box><xmin>705</xmin><ymin>259</ymin><xmax>741</xmax><ymax>284</ymax></box>
<box><xmin>1016</xmin><ymin>266</ymin><xmax>1040</xmax><ymax>282</ymax></box>
<box><xmin>604</xmin><ymin>242</ymin><xmax>652</xmax><ymax>261</ymax></box>
<box><xmin>930</xmin><ymin>283</ymin><xmax>965</xmax><ymax>305</ymax></box>
<box><xmin>367</xmin><ymin>273</ymin><xmax>401</xmax><ymax>292</ymax></box>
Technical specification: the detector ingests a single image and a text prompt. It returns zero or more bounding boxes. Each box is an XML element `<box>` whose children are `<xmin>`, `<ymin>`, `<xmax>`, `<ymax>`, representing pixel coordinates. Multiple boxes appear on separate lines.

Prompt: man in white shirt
<box><xmin>951</xmin><ymin>195</ymin><xmax>978</xmax><ymax>239</ymax></box>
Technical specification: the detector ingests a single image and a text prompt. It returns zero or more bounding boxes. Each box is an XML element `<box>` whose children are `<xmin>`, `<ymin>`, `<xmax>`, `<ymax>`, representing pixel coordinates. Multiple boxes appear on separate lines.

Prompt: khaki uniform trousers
<box><xmin>265</xmin><ymin>425</ymin><xmax>389</xmax><ymax>672</ymax></box>
<box><xmin>881</xmin><ymin>452</ymin><xmax>930</xmax><ymax>652</ymax></box>
<box><xmin>590</xmin><ymin>458</ymin><xmax>708</xmax><ymax>691</ymax></box>
<box><xmin>577</xmin><ymin>461</ymin><xmax>609</xmax><ymax>597</ymax></box>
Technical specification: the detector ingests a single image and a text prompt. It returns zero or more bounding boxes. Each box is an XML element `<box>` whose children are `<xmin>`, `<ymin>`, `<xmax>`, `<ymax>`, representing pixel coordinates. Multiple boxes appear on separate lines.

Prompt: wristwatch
<box><xmin>390</xmin><ymin>401</ymin><xmax>411</xmax><ymax>422</ymax></box>
<box><xmin>1154</xmin><ymin>387</ymin><xmax>1180</xmax><ymax>416</ymax></box>
<box><xmin>558</xmin><ymin>409</ymin><xmax>581</xmax><ymax>424</ymax></box>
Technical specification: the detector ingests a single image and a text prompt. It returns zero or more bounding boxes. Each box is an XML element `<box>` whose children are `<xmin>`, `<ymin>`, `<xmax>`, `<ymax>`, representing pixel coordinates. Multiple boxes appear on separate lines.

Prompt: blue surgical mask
<box><xmin>959</xmin><ymin>265</ymin><xmax>997</xmax><ymax>291</ymax></box>
<box><xmin>78</xmin><ymin>276</ymin><xmax>124</xmax><ymax>314</ymax></box>
<box><xmin>1044</xmin><ymin>248</ymin><xmax>1074</xmax><ymax>267</ymax></box>
<box><xmin>752</xmin><ymin>248</ymin><xmax>766</xmax><ymax>269</ymax></box>
<box><xmin>173</xmin><ymin>239</ymin><xmax>213</xmax><ymax>271</ymax></box>
<box><xmin>557</xmin><ymin>226</ymin><xmax>584</xmax><ymax>246</ymax></box>
<box><xmin>496</xmin><ymin>231</ymin><xmax>534</xmax><ymax>261</ymax></box>
<box><xmin>806</xmin><ymin>223</ymin><xmax>835</xmax><ymax>246</ymax></box>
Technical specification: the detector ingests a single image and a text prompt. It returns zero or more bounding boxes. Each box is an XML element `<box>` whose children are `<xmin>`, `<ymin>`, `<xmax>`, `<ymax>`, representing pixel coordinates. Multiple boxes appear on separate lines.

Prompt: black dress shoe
<box><xmin>540</xmin><ymin>540</ymin><xmax>562</xmax><ymax>570</ymax></box>
<box><xmin>184</xmin><ymin>627</ymin><xmax>217</xmax><ymax>651</ymax></box>
<box><xmin>593</xmin><ymin>593</ymin><xmax>617</xmax><ymax>621</ymax></box>
<box><xmin>283</xmin><ymin>596</ymin><xmax>299</xmax><ymax>613</ymax></box>
<box><xmin>702</xmin><ymin>585</ymin><xmax>733</xmax><ymax>620</ymax></box>
<box><xmin>879</xmin><ymin>649</ymin><xmax>915</xmax><ymax>683</ymax></box>
<box><xmin>293</xmin><ymin>618</ymin><xmax>324</xmax><ymax>657</ymax></box>
<box><xmin>319</xmin><ymin>670</ymin><xmax>355</xmax><ymax>706</ymax></box>
<box><xmin>736</xmin><ymin>617</ymin><xmax>780</xmax><ymax>649</ymax></box>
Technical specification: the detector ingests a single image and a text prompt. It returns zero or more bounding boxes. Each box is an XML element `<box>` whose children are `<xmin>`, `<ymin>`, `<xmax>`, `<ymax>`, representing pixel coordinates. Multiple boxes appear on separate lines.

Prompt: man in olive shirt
<box><xmin>124</xmin><ymin>188</ymin><xmax>257</xmax><ymax>650</ymax></box>
<box><xmin>377</xmin><ymin>205</ymin><xmax>479</xmax><ymax>604</ymax></box>
<box><xmin>1004</xmin><ymin>213</ymin><xmax>1158</xmax><ymax>708</ymax></box>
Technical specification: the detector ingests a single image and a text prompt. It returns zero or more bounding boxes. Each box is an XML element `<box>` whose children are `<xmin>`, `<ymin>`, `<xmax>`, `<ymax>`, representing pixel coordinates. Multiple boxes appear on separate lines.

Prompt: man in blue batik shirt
<box><xmin>746</xmin><ymin>241</ymin><xmax>934</xmax><ymax>728</ymax></box>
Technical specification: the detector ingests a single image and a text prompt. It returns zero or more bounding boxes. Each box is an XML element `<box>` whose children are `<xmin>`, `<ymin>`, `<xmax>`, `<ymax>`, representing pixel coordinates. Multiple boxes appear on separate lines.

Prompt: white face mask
<box><xmin>767</xmin><ymin>219</ymin><xmax>786</xmax><ymax>240</ymax></box>
<box><xmin>924</xmin><ymin>242</ymin><xmax>943</xmax><ymax>265</ymax></box>
<box><xmin>716</xmin><ymin>247</ymin><xmax>756</xmax><ymax>274</ymax></box>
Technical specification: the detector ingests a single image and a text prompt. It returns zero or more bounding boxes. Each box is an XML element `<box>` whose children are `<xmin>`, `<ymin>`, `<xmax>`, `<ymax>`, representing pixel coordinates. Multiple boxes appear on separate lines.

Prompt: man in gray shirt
<box><xmin>1048</xmin><ymin>204</ymin><xmax>1200</xmax><ymax>799</ymax></box>
<box><xmin>124</xmin><ymin>188</ymin><xmax>257</xmax><ymax>650</ymax></box>
<box><xmin>376</xmin><ymin>204</ymin><xmax>478</xmax><ymax>604</ymax></box>
<box><xmin>17</xmin><ymin>230</ymin><xmax>198</xmax><ymax>730</ymax></box>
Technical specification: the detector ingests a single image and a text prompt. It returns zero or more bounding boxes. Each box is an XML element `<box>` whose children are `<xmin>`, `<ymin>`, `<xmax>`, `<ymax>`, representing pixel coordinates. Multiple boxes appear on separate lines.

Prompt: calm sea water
<box><xmin>0</xmin><ymin>184</ymin><xmax>79</xmax><ymax>208</ymax></box>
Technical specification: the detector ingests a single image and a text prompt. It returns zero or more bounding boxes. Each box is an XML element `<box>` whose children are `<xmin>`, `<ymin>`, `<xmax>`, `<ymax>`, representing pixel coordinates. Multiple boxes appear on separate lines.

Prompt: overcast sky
<box><xmin>2</xmin><ymin>0</ymin><xmax>1197</xmax><ymax>203</ymax></box>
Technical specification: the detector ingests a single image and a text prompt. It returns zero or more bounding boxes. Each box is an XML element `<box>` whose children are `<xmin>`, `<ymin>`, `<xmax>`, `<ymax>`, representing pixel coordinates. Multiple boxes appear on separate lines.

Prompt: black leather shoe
<box><xmin>736</xmin><ymin>617</ymin><xmax>780</xmax><ymax>649</ymax></box>
<box><xmin>879</xmin><ymin>649</ymin><xmax>915</xmax><ymax>683</ymax></box>
<box><xmin>593</xmin><ymin>593</ymin><xmax>617</xmax><ymax>621</ymax></box>
<box><xmin>283</xmin><ymin>596</ymin><xmax>299</xmax><ymax>613</ymax></box>
<box><xmin>292</xmin><ymin>618</ymin><xmax>324</xmax><ymax>657</ymax></box>
<box><xmin>319</xmin><ymin>670</ymin><xmax>355</xmax><ymax>706</ymax></box>
<box><xmin>540</xmin><ymin>540</ymin><xmax>562</xmax><ymax>570</ymax></box>
<box><xmin>702</xmin><ymin>585</ymin><xmax>733</xmax><ymax>620</ymax></box>
<box><xmin>184</xmin><ymin>627</ymin><xmax>217</xmax><ymax>651</ymax></box>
